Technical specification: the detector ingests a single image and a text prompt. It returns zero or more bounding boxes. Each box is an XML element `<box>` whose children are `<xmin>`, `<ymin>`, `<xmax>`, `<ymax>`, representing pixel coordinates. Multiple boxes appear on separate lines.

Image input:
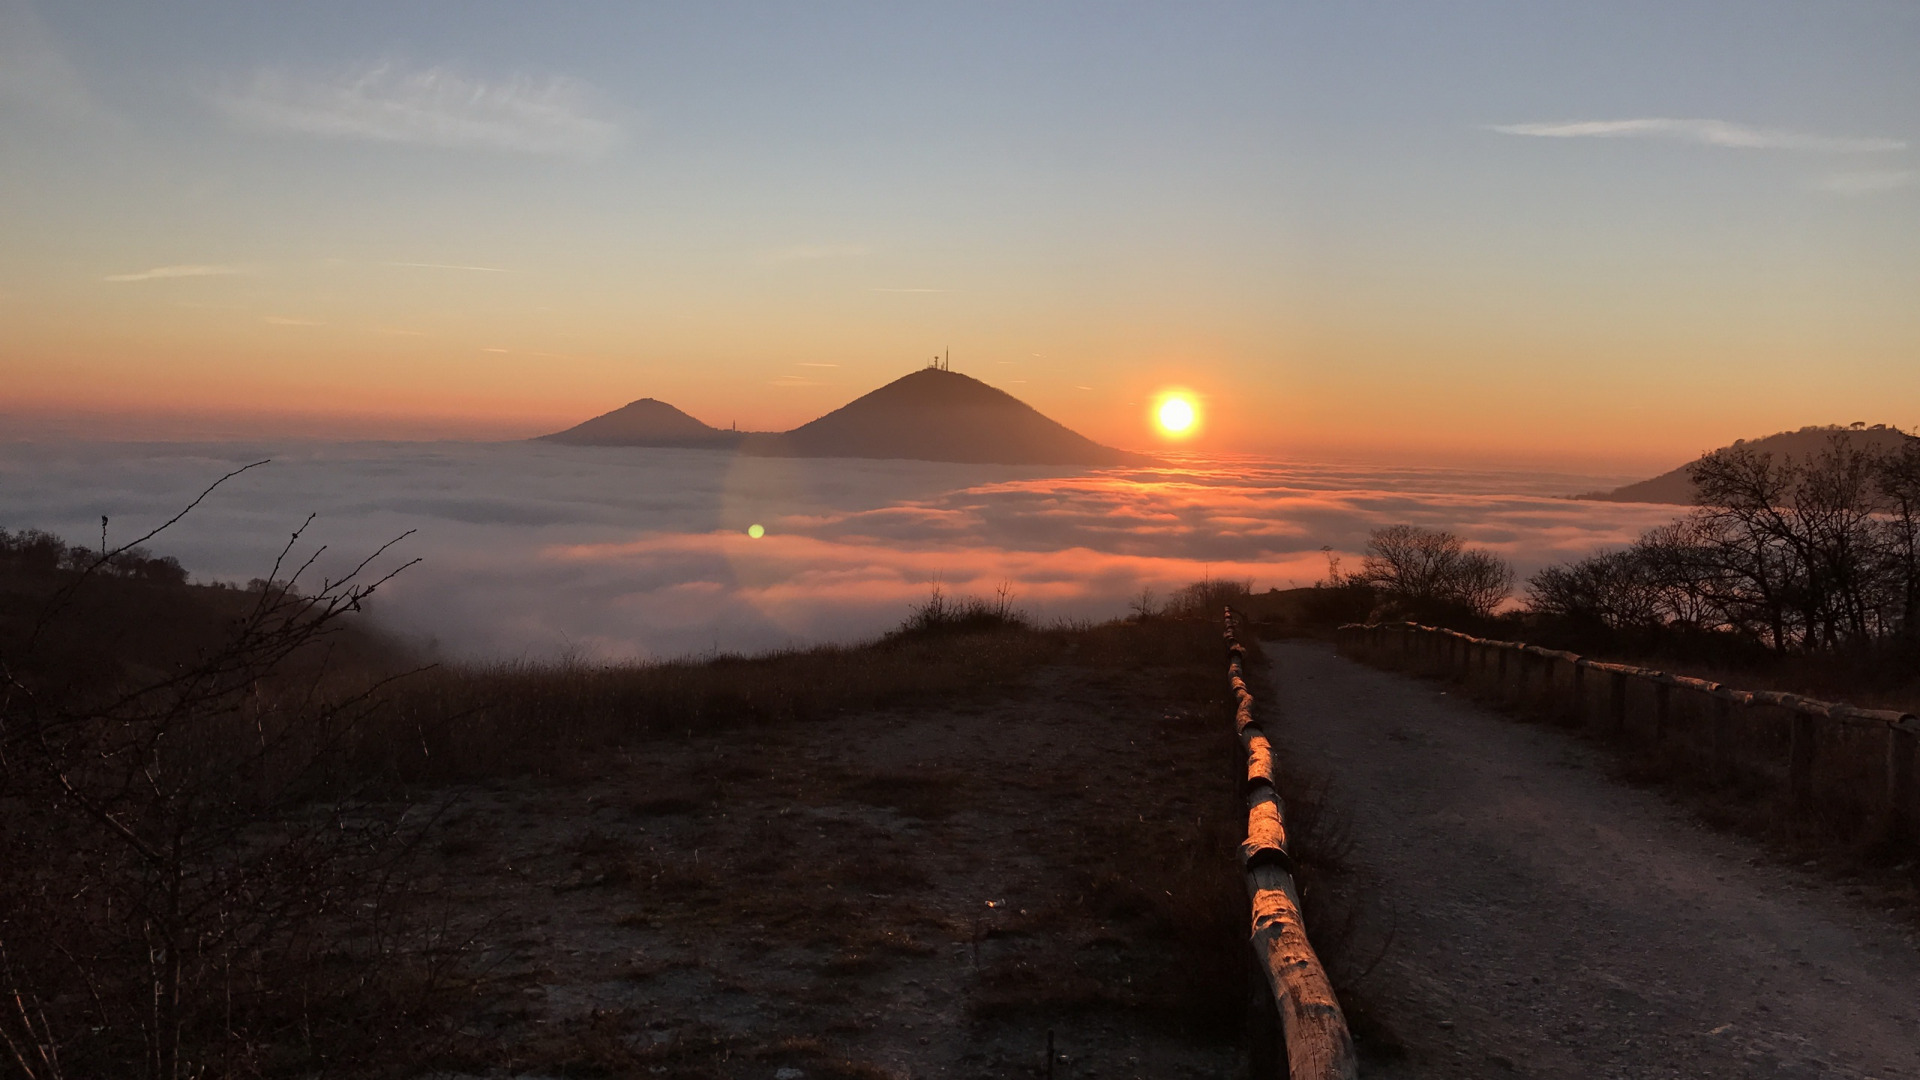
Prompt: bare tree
<box><xmin>1</xmin><ymin>485</ymin><xmax>432</xmax><ymax>1078</ymax></box>
<box><xmin>1875</xmin><ymin>437</ymin><xmax>1920</xmax><ymax>651</ymax></box>
<box><xmin>1526</xmin><ymin>548</ymin><xmax>1663</xmax><ymax>631</ymax></box>
<box><xmin>1355</xmin><ymin>524</ymin><xmax>1513</xmax><ymax>618</ymax></box>
<box><xmin>1687</xmin><ymin>432</ymin><xmax>1907</xmax><ymax>652</ymax></box>
<box><xmin>1530</xmin><ymin>429</ymin><xmax>1920</xmax><ymax>656</ymax></box>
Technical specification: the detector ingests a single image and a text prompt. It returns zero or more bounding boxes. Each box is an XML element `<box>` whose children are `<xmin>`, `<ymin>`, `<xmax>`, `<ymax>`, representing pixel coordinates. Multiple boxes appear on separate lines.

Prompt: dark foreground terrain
<box><xmin>401</xmin><ymin>623</ymin><xmax>1250</xmax><ymax>1079</ymax></box>
<box><xmin>1267</xmin><ymin>640</ymin><xmax>1920</xmax><ymax>1079</ymax></box>
<box><xmin>2</xmin><ymin>535</ymin><xmax>1258</xmax><ymax>1080</ymax></box>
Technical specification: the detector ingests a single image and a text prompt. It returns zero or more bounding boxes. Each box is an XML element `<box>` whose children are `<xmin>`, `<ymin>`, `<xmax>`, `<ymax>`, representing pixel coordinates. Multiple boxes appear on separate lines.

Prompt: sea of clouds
<box><xmin>0</xmin><ymin>440</ymin><xmax>1681</xmax><ymax>661</ymax></box>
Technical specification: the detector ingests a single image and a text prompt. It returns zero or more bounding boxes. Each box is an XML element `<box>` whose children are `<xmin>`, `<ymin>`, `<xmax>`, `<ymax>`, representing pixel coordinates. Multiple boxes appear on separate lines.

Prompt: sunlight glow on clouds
<box><xmin>215</xmin><ymin>62</ymin><xmax>620</xmax><ymax>157</ymax></box>
<box><xmin>0</xmin><ymin>443</ymin><xmax>1674</xmax><ymax>661</ymax></box>
<box><xmin>1491</xmin><ymin>118</ymin><xmax>1905</xmax><ymax>154</ymax></box>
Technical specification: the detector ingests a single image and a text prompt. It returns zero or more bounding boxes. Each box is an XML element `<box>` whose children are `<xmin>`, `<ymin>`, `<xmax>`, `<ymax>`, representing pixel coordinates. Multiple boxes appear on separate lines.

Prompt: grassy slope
<box><xmin>3</xmin><ymin>545</ymin><xmax>1275</xmax><ymax>1076</ymax></box>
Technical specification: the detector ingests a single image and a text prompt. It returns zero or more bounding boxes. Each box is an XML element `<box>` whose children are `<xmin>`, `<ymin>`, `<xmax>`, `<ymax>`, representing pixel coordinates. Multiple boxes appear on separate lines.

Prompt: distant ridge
<box><xmin>538</xmin><ymin>368</ymin><xmax>1153</xmax><ymax>467</ymax></box>
<box><xmin>1577</xmin><ymin>424</ymin><xmax>1916</xmax><ymax>505</ymax></box>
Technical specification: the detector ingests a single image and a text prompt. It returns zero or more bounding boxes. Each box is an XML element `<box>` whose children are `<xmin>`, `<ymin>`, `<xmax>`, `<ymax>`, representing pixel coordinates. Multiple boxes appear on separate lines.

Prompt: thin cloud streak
<box><xmin>385</xmin><ymin>261</ymin><xmax>512</xmax><ymax>273</ymax></box>
<box><xmin>103</xmin><ymin>264</ymin><xmax>248</xmax><ymax>282</ymax></box>
<box><xmin>760</xmin><ymin>244</ymin><xmax>871</xmax><ymax>264</ymax></box>
<box><xmin>215</xmin><ymin>62</ymin><xmax>619</xmax><ymax>158</ymax></box>
<box><xmin>1818</xmin><ymin>169</ymin><xmax>1915</xmax><ymax>195</ymax></box>
<box><xmin>1491</xmin><ymin>118</ymin><xmax>1905</xmax><ymax>153</ymax></box>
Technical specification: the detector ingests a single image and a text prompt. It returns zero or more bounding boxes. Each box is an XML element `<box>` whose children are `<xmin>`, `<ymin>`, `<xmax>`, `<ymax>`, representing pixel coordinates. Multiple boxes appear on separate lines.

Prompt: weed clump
<box><xmin>888</xmin><ymin>583</ymin><xmax>1030</xmax><ymax>639</ymax></box>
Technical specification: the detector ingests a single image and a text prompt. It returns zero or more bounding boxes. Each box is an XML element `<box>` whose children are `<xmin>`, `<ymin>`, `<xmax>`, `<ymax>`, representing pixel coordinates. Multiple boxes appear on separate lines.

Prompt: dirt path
<box><xmin>1265</xmin><ymin>640</ymin><xmax>1920</xmax><ymax>1080</ymax></box>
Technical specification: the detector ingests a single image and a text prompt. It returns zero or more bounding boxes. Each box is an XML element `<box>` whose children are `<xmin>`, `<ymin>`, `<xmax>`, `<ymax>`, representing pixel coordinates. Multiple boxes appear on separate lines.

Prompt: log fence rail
<box><xmin>1226</xmin><ymin>608</ymin><xmax>1357</xmax><ymax>1080</ymax></box>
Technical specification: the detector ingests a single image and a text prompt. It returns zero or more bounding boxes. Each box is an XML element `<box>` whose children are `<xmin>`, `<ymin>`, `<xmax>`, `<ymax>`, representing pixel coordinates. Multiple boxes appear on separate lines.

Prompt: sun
<box><xmin>1156</xmin><ymin>394</ymin><xmax>1198</xmax><ymax>436</ymax></box>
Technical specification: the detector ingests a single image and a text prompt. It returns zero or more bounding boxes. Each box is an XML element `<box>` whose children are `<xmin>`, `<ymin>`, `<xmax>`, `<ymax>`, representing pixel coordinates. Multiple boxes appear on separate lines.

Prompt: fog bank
<box><xmin>0</xmin><ymin>441</ymin><xmax>1673</xmax><ymax>659</ymax></box>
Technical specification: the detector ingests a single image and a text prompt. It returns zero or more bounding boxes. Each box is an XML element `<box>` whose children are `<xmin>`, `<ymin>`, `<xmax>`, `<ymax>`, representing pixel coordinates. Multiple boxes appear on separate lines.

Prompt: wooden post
<box><xmin>1886</xmin><ymin>726</ymin><xmax>1915</xmax><ymax>840</ymax></box>
<box><xmin>1570</xmin><ymin>661</ymin><xmax>1586</xmax><ymax>726</ymax></box>
<box><xmin>1247</xmin><ymin>947</ymin><xmax>1283</xmax><ymax>1080</ymax></box>
<box><xmin>1788</xmin><ymin>709</ymin><xmax>1816</xmax><ymax>812</ymax></box>
<box><xmin>1608</xmin><ymin>671</ymin><xmax>1627</xmax><ymax>738</ymax></box>
<box><xmin>1711</xmin><ymin>694</ymin><xmax>1733</xmax><ymax>785</ymax></box>
<box><xmin>1495</xmin><ymin>646</ymin><xmax>1509</xmax><ymax>699</ymax></box>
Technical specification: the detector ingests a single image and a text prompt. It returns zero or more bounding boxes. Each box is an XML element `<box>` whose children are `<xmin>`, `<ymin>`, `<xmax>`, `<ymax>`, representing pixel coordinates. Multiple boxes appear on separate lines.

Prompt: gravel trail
<box><xmin>1266</xmin><ymin>640</ymin><xmax>1920</xmax><ymax>1080</ymax></box>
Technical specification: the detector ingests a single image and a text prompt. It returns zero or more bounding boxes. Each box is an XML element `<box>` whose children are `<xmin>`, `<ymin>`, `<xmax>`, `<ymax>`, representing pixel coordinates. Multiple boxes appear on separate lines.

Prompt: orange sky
<box><xmin>4</xmin><ymin>3</ymin><xmax>1917</xmax><ymax>473</ymax></box>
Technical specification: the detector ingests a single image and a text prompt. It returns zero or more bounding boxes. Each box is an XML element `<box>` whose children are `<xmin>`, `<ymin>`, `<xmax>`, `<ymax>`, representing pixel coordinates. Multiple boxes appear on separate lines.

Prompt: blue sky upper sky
<box><xmin>3</xmin><ymin>1</ymin><xmax>1916</xmax><ymax>465</ymax></box>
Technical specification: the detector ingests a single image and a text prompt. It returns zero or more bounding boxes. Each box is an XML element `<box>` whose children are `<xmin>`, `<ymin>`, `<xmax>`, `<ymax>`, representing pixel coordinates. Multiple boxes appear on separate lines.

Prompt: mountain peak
<box><xmin>537</xmin><ymin>367</ymin><xmax>1152</xmax><ymax>466</ymax></box>
<box><xmin>770</xmin><ymin>368</ymin><xmax>1147</xmax><ymax>465</ymax></box>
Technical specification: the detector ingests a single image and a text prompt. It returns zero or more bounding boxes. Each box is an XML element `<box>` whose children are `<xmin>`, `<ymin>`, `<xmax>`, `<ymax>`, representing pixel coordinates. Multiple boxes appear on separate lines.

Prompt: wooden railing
<box><xmin>1336</xmin><ymin>622</ymin><xmax>1920</xmax><ymax>840</ymax></box>
<box><xmin>1226</xmin><ymin>609</ymin><xmax>1357</xmax><ymax>1080</ymax></box>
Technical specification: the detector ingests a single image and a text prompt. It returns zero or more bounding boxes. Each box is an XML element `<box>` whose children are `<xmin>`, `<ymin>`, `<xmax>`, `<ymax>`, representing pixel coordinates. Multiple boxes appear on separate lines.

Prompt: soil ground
<box><xmin>404</xmin><ymin>629</ymin><xmax>1249</xmax><ymax>1079</ymax></box>
<box><xmin>1266</xmin><ymin>640</ymin><xmax>1920</xmax><ymax>1080</ymax></box>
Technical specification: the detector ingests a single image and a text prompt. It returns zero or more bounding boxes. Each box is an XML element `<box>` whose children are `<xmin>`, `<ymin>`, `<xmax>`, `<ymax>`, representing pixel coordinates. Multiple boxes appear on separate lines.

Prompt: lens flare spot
<box><xmin>1157</xmin><ymin>395</ymin><xmax>1197</xmax><ymax>435</ymax></box>
<box><xmin>747</xmin><ymin>523</ymin><xmax>765</xmax><ymax>539</ymax></box>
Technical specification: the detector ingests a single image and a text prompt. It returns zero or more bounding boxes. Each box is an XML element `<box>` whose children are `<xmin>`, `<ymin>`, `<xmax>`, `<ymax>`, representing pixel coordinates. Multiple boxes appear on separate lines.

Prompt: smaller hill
<box><xmin>1578</xmin><ymin>424</ymin><xmax>1916</xmax><ymax>505</ymax></box>
<box><xmin>538</xmin><ymin>398</ymin><xmax>747</xmax><ymax>448</ymax></box>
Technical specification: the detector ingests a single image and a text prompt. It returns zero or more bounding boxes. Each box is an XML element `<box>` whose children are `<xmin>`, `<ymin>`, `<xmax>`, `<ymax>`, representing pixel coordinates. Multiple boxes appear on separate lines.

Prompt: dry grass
<box><xmin>349</xmin><ymin>627</ymin><xmax>1066</xmax><ymax>786</ymax></box>
<box><xmin>375</xmin><ymin>616</ymin><xmax>1255</xmax><ymax>1078</ymax></box>
<box><xmin>6</xmin><ymin>534</ymin><xmax>1264</xmax><ymax>1077</ymax></box>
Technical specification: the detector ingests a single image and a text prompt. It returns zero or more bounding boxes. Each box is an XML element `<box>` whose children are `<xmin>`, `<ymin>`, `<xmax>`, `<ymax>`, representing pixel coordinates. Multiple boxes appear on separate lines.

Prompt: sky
<box><xmin>3</xmin><ymin>1</ymin><xmax>1917</xmax><ymax>469</ymax></box>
